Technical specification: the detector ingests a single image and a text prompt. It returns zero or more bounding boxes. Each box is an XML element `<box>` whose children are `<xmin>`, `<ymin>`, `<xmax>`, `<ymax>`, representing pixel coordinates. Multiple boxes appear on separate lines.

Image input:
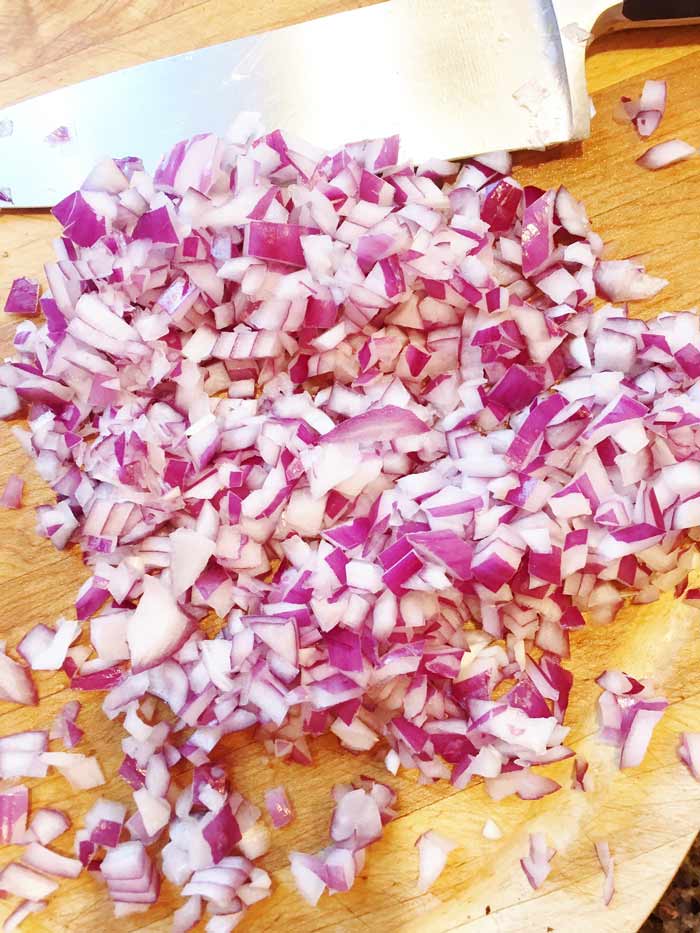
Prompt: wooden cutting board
<box><xmin>1</xmin><ymin>5</ymin><xmax>700</xmax><ymax>931</ymax></box>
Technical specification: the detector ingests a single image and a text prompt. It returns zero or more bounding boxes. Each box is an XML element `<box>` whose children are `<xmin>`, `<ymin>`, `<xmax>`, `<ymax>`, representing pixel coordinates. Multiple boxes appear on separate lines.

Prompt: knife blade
<box><xmin>0</xmin><ymin>0</ymin><xmax>576</xmax><ymax>209</ymax></box>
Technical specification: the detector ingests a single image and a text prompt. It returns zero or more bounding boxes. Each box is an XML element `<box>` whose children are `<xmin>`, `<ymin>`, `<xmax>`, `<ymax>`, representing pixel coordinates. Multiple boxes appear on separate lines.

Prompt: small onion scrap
<box><xmin>594</xmin><ymin>840</ymin><xmax>615</xmax><ymax>907</ymax></box>
<box><xmin>678</xmin><ymin>732</ymin><xmax>700</xmax><ymax>781</ymax></box>
<box><xmin>571</xmin><ymin>756</ymin><xmax>593</xmax><ymax>792</ymax></box>
<box><xmin>45</xmin><ymin>126</ymin><xmax>72</xmax><ymax>147</ymax></box>
<box><xmin>482</xmin><ymin>818</ymin><xmax>502</xmax><ymax>841</ymax></box>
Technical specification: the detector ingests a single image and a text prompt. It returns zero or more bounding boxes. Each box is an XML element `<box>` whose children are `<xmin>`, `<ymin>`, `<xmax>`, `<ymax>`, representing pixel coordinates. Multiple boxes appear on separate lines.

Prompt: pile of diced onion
<box><xmin>2</xmin><ymin>111</ymin><xmax>700</xmax><ymax>927</ymax></box>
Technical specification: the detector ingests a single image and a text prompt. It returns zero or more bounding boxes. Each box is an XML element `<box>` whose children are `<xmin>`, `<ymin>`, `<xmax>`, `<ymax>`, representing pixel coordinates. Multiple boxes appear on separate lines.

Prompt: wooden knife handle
<box><xmin>558</xmin><ymin>1</ymin><xmax>700</xmax><ymax>39</ymax></box>
<box><xmin>622</xmin><ymin>0</ymin><xmax>700</xmax><ymax>19</ymax></box>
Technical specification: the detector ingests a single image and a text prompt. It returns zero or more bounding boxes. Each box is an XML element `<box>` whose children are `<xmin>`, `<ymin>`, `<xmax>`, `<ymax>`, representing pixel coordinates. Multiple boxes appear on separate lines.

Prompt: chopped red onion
<box><xmin>4</xmin><ymin>278</ymin><xmax>40</xmax><ymax>316</ymax></box>
<box><xmin>416</xmin><ymin>830</ymin><xmax>457</xmax><ymax>893</ymax></box>
<box><xmin>290</xmin><ymin>779</ymin><xmax>396</xmax><ymax>905</ymax></box>
<box><xmin>25</xmin><ymin>619</ymin><xmax>80</xmax><ymax>671</ymax></box>
<box><xmin>485</xmin><ymin>769</ymin><xmax>560</xmax><ymax>801</ymax></box>
<box><xmin>0</xmin><ymin>474</ymin><xmax>24</xmax><ymax>509</ymax></box>
<box><xmin>172</xmin><ymin>895</ymin><xmax>203</xmax><ymax>933</ymax></box>
<box><xmin>637</xmin><ymin>139</ymin><xmax>696</xmax><ymax>170</ymax></box>
<box><xmin>0</xmin><ymin>862</ymin><xmax>58</xmax><ymax>900</ymax></box>
<box><xmin>638</xmin><ymin>80</ymin><xmax>667</xmax><ymax>119</ymax></box>
<box><xmin>26</xmin><ymin>808</ymin><xmax>70</xmax><ymax>846</ymax></box>
<box><xmin>50</xmin><ymin>700</ymin><xmax>84</xmax><ymax>749</ymax></box>
<box><xmin>615</xmin><ymin>80</ymin><xmax>667</xmax><ymax>138</ymax></box>
<box><xmin>0</xmin><ymin>732</ymin><xmax>48</xmax><ymax>780</ymax></box>
<box><xmin>634</xmin><ymin>110</ymin><xmax>662</xmax><ymax>139</ymax></box>
<box><xmin>0</xmin><ymin>786</ymin><xmax>28</xmax><ymax>845</ymax></box>
<box><xmin>593</xmin><ymin>260</ymin><xmax>667</xmax><ymax>301</ymax></box>
<box><xmin>84</xmin><ymin>798</ymin><xmax>127</xmax><ymax>847</ymax></box>
<box><xmin>2</xmin><ymin>119</ymin><xmax>700</xmax><ymax>923</ymax></box>
<box><xmin>571</xmin><ymin>756</ymin><xmax>593</xmax><ymax>792</ymax></box>
<box><xmin>597</xmin><ymin>673</ymin><xmax>667</xmax><ymax>769</ymax></box>
<box><xmin>161</xmin><ymin>768</ymin><xmax>271</xmax><ymax>927</ymax></box>
<box><xmin>21</xmin><ymin>842</ymin><xmax>82</xmax><ymax>879</ymax></box>
<box><xmin>264</xmin><ymin>786</ymin><xmax>294</xmax><ymax>829</ymax></box>
<box><xmin>0</xmin><ymin>650</ymin><xmax>37</xmax><ymax>707</ymax></box>
<box><xmin>1</xmin><ymin>900</ymin><xmax>47</xmax><ymax>932</ymax></box>
<box><xmin>101</xmin><ymin>841</ymin><xmax>160</xmax><ymax>912</ymax></box>
<box><xmin>520</xmin><ymin>832</ymin><xmax>555</xmax><ymax>890</ymax></box>
<box><xmin>127</xmin><ymin>575</ymin><xmax>193</xmax><ymax>673</ymax></box>
<box><xmin>42</xmin><ymin>752</ymin><xmax>105</xmax><ymax>790</ymax></box>
<box><xmin>238</xmin><ymin>822</ymin><xmax>271</xmax><ymax>860</ymax></box>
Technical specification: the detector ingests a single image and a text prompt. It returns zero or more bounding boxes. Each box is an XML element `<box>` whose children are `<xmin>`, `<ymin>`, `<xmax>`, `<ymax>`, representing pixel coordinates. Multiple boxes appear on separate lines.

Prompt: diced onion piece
<box><xmin>2</xmin><ymin>900</ymin><xmax>47</xmax><ymax>932</ymax></box>
<box><xmin>0</xmin><ymin>651</ymin><xmax>37</xmax><ymax>707</ymax></box>
<box><xmin>4</xmin><ymin>278</ymin><xmax>40</xmax><ymax>316</ymax></box>
<box><xmin>27</xmin><ymin>808</ymin><xmax>70</xmax><ymax>846</ymax></box>
<box><xmin>0</xmin><ymin>862</ymin><xmax>58</xmax><ymax>900</ymax></box>
<box><xmin>42</xmin><ymin>752</ymin><xmax>105</xmax><ymax>790</ymax></box>
<box><xmin>264</xmin><ymin>786</ymin><xmax>294</xmax><ymax>829</ymax></box>
<box><xmin>637</xmin><ymin>139</ymin><xmax>696</xmax><ymax>170</ymax></box>
<box><xmin>520</xmin><ymin>832</ymin><xmax>555</xmax><ymax>890</ymax></box>
<box><xmin>0</xmin><ymin>474</ymin><xmax>24</xmax><ymax>509</ymax></box>
<box><xmin>21</xmin><ymin>842</ymin><xmax>82</xmax><ymax>878</ymax></box>
<box><xmin>127</xmin><ymin>575</ymin><xmax>192</xmax><ymax>673</ymax></box>
<box><xmin>0</xmin><ymin>786</ymin><xmax>28</xmax><ymax>844</ymax></box>
<box><xmin>416</xmin><ymin>830</ymin><xmax>457</xmax><ymax>893</ymax></box>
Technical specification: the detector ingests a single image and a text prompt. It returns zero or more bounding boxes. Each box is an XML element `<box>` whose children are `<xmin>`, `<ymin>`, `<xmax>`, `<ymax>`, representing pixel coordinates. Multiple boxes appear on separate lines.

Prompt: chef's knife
<box><xmin>1</xmin><ymin>0</ymin><xmax>699</xmax><ymax>208</ymax></box>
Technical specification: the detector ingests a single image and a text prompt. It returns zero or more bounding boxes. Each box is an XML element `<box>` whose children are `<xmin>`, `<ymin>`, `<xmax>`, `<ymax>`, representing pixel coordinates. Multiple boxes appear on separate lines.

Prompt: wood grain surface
<box><xmin>1</xmin><ymin>4</ymin><xmax>700</xmax><ymax>932</ymax></box>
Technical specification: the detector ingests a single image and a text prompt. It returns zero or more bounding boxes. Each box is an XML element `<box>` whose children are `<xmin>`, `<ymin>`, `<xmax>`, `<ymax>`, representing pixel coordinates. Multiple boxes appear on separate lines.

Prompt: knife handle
<box><xmin>560</xmin><ymin>0</ymin><xmax>700</xmax><ymax>40</ymax></box>
<box><xmin>586</xmin><ymin>0</ymin><xmax>700</xmax><ymax>34</ymax></box>
<box><xmin>622</xmin><ymin>0</ymin><xmax>700</xmax><ymax>18</ymax></box>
